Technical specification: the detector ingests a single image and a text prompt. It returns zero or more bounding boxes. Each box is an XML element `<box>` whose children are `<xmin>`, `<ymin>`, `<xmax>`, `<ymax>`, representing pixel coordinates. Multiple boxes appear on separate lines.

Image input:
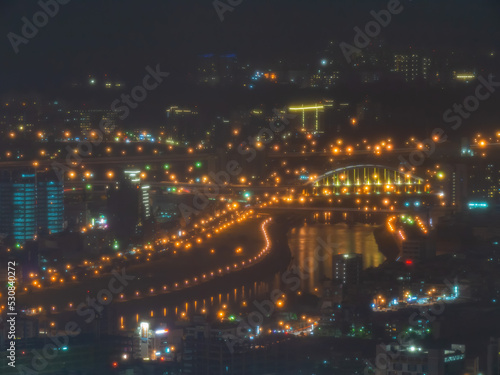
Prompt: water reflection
<box><xmin>287</xmin><ymin>223</ymin><xmax>384</xmax><ymax>293</ymax></box>
<box><xmin>118</xmin><ymin>222</ymin><xmax>384</xmax><ymax>327</ymax></box>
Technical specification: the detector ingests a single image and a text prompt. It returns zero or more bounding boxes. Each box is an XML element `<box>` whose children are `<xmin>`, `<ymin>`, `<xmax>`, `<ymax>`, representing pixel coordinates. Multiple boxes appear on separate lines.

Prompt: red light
<box><xmin>405</xmin><ymin>260</ymin><xmax>413</xmax><ymax>265</ymax></box>
<box><xmin>112</xmin><ymin>362</ymin><xmax>118</xmax><ymax>368</ymax></box>
<box><xmin>160</xmin><ymin>357</ymin><xmax>165</xmax><ymax>361</ymax></box>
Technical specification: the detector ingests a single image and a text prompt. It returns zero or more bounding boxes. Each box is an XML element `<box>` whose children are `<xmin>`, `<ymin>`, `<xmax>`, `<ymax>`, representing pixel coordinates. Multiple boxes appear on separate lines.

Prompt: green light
<box><xmin>437</xmin><ymin>171</ymin><xmax>445</xmax><ymax>180</ymax></box>
<box><xmin>15</xmin><ymin>243</ymin><xmax>21</xmax><ymax>249</ymax></box>
<box><xmin>228</xmin><ymin>315</ymin><xmax>236</xmax><ymax>321</ymax></box>
<box><xmin>86</xmin><ymin>184</ymin><xmax>92</xmax><ymax>190</ymax></box>
<box><xmin>145</xmin><ymin>165</ymin><xmax>151</xmax><ymax>170</ymax></box>
<box><xmin>195</xmin><ymin>162</ymin><xmax>202</xmax><ymax>168</ymax></box>
<box><xmin>113</xmin><ymin>241</ymin><xmax>119</xmax><ymax>250</ymax></box>
<box><xmin>163</xmin><ymin>164</ymin><xmax>170</xmax><ymax>170</ymax></box>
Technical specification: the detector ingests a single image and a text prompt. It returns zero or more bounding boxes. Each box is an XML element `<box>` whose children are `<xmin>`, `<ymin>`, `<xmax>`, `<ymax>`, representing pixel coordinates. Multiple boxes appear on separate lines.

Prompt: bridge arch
<box><xmin>304</xmin><ymin>164</ymin><xmax>427</xmax><ymax>196</ymax></box>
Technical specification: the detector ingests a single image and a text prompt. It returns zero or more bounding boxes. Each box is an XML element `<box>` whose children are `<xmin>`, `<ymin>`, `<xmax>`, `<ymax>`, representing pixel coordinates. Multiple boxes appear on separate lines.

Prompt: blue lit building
<box><xmin>0</xmin><ymin>171</ymin><xmax>64</xmax><ymax>243</ymax></box>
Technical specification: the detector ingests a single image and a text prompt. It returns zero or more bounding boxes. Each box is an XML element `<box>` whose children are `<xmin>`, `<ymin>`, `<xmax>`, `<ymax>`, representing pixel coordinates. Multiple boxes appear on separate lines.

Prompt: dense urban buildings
<box><xmin>0</xmin><ymin>170</ymin><xmax>64</xmax><ymax>243</ymax></box>
<box><xmin>1</xmin><ymin>0</ymin><xmax>500</xmax><ymax>374</ymax></box>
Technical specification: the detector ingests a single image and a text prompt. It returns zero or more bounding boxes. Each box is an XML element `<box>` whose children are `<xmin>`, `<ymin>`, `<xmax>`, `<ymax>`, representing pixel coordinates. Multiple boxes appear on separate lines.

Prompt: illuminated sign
<box><xmin>445</xmin><ymin>354</ymin><xmax>464</xmax><ymax>362</ymax></box>
<box><xmin>468</xmin><ymin>202</ymin><xmax>488</xmax><ymax>209</ymax></box>
<box><xmin>140</xmin><ymin>322</ymin><xmax>149</xmax><ymax>342</ymax></box>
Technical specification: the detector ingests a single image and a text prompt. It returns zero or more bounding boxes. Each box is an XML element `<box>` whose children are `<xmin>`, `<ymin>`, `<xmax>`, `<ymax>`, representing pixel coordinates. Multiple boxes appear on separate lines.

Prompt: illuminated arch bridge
<box><xmin>305</xmin><ymin>165</ymin><xmax>428</xmax><ymax>196</ymax></box>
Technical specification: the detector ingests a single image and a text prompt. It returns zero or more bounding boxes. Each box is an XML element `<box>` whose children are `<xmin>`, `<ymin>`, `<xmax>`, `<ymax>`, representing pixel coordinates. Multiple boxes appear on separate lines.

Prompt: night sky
<box><xmin>0</xmin><ymin>0</ymin><xmax>499</xmax><ymax>93</ymax></box>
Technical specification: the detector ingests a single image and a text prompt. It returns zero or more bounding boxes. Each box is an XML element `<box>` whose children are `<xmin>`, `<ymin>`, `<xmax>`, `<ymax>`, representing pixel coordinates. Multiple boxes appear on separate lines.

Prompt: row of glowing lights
<box><xmin>21</xmin><ymin>206</ymin><xmax>247</xmax><ymax>293</ymax></box>
<box><xmin>386</xmin><ymin>215</ymin><xmax>428</xmax><ymax>237</ymax></box>
<box><xmin>32</xmin><ymin>162</ymin><xmax>256</xmax><ymax>189</ymax></box>
<box><xmin>3</xmin><ymin>140</ymin><xmax>203</xmax><ymax>163</ymax></box>
<box><xmin>3</xmin><ymin>128</ymin><xmax>500</xmax><ymax>163</ymax></box>
<box><xmin>374</xmin><ymin>288</ymin><xmax>442</xmax><ymax>307</ymax></box>
<box><xmin>150</xmin><ymin>216</ymin><xmax>270</xmax><ymax>305</ymax></box>
<box><xmin>311</xmin><ymin>170</ymin><xmax>420</xmax><ymax>182</ymax></box>
<box><xmin>265</xmin><ymin>193</ymin><xmax>416</xmax><ymax>212</ymax></box>
<box><xmin>400</xmin><ymin>214</ymin><xmax>428</xmax><ymax>235</ymax></box>
<box><xmin>158</xmin><ymin>218</ymin><xmax>272</xmax><ymax>298</ymax></box>
<box><xmin>269</xmin><ymin>135</ymin><xmax>447</xmax><ymax>156</ymax></box>
<box><xmin>318</xmin><ymin>186</ymin><xmax>423</xmax><ymax>196</ymax></box>
<box><xmin>155</xmin><ymin>203</ymin><xmax>245</xmax><ymax>248</ymax></box>
<box><xmin>271</xmin><ymin>162</ymin><xmax>425</xmax><ymax>187</ymax></box>
<box><xmin>60</xmin><ymin>171</ymin><xmax>255</xmax><ymax>189</ymax></box>
<box><xmin>132</xmin><ymin>304</ymin><xmax>316</xmax><ymax>336</ymax></box>
<box><xmin>6</xmin><ymin>130</ymin><xmax>203</xmax><ymax>150</ymax></box>
<box><xmin>25</xmin><ymin>256</ymin><xmax>114</xmax><ymax>290</ymax></box>
<box><xmin>327</xmin><ymin>138</ymin><xmax>394</xmax><ymax>156</ymax></box>
<box><xmin>269</xmin><ymin>136</ymin><xmax>396</xmax><ymax>155</ymax></box>
<box><xmin>22</xmin><ymin>215</ymin><xmax>272</xmax><ymax>313</ymax></box>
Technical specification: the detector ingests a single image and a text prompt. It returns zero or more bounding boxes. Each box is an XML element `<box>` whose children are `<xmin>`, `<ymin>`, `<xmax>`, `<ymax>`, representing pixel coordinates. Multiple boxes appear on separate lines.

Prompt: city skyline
<box><xmin>1</xmin><ymin>1</ymin><xmax>500</xmax><ymax>374</ymax></box>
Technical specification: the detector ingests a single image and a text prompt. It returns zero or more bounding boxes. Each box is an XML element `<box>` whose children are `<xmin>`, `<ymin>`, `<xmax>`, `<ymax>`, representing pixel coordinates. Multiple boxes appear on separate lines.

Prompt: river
<box><xmin>287</xmin><ymin>222</ymin><xmax>385</xmax><ymax>293</ymax></box>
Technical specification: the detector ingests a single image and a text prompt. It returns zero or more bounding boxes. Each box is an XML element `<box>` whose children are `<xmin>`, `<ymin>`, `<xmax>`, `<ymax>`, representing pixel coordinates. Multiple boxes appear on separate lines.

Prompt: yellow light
<box><xmin>289</xmin><ymin>105</ymin><xmax>325</xmax><ymax>111</ymax></box>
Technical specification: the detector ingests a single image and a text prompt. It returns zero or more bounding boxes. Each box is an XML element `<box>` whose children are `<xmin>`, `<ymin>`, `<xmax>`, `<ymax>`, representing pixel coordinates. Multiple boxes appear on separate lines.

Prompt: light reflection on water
<box><xmin>119</xmin><ymin>223</ymin><xmax>384</xmax><ymax>327</ymax></box>
<box><xmin>287</xmin><ymin>223</ymin><xmax>384</xmax><ymax>293</ymax></box>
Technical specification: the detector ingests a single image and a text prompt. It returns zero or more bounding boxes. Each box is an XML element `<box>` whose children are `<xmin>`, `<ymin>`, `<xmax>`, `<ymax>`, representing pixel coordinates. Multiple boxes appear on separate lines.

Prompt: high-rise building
<box><xmin>395</xmin><ymin>228</ymin><xmax>435</xmax><ymax>262</ymax></box>
<box><xmin>67</xmin><ymin>109</ymin><xmax>118</xmax><ymax>134</ymax></box>
<box><xmin>333</xmin><ymin>253</ymin><xmax>362</xmax><ymax>285</ymax></box>
<box><xmin>165</xmin><ymin>105</ymin><xmax>201</xmax><ymax>143</ymax></box>
<box><xmin>309</xmin><ymin>70</ymin><xmax>340</xmax><ymax>89</ymax></box>
<box><xmin>196</xmin><ymin>53</ymin><xmax>237</xmax><ymax>85</ymax></box>
<box><xmin>393</xmin><ymin>53</ymin><xmax>431</xmax><ymax>82</ymax></box>
<box><xmin>0</xmin><ymin>171</ymin><xmax>64</xmax><ymax>243</ymax></box>
<box><xmin>108</xmin><ymin>171</ymin><xmax>152</xmax><ymax>246</ymax></box>
<box><xmin>124</xmin><ymin>170</ymin><xmax>151</xmax><ymax>219</ymax></box>
<box><xmin>468</xmin><ymin>162</ymin><xmax>500</xmax><ymax>200</ymax></box>
<box><xmin>375</xmin><ymin>343</ymin><xmax>466</xmax><ymax>375</ymax></box>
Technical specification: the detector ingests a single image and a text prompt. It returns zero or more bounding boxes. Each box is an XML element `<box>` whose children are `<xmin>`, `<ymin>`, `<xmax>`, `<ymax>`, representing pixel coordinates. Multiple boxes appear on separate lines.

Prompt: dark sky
<box><xmin>0</xmin><ymin>0</ymin><xmax>499</xmax><ymax>93</ymax></box>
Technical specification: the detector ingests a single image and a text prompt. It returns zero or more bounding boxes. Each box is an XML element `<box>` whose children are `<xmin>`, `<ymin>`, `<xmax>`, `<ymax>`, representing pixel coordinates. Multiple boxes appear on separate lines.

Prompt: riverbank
<box><xmin>373</xmin><ymin>225</ymin><xmax>400</xmax><ymax>261</ymax></box>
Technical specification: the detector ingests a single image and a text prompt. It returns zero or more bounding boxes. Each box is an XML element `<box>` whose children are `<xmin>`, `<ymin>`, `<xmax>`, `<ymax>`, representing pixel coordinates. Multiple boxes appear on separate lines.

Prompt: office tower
<box><xmin>68</xmin><ymin>109</ymin><xmax>118</xmax><ymax>134</ymax></box>
<box><xmin>165</xmin><ymin>105</ymin><xmax>201</xmax><ymax>143</ymax></box>
<box><xmin>124</xmin><ymin>170</ymin><xmax>151</xmax><ymax>219</ymax></box>
<box><xmin>468</xmin><ymin>162</ymin><xmax>500</xmax><ymax>200</ymax></box>
<box><xmin>0</xmin><ymin>170</ymin><xmax>64</xmax><ymax>243</ymax></box>
<box><xmin>375</xmin><ymin>344</ymin><xmax>466</xmax><ymax>375</ymax></box>
<box><xmin>333</xmin><ymin>253</ymin><xmax>362</xmax><ymax>285</ymax></box>
<box><xmin>393</xmin><ymin>53</ymin><xmax>431</xmax><ymax>82</ymax></box>
<box><xmin>107</xmin><ymin>179</ymin><xmax>140</xmax><ymax>245</ymax></box>
<box><xmin>108</xmin><ymin>172</ymin><xmax>152</xmax><ymax>245</ymax></box>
